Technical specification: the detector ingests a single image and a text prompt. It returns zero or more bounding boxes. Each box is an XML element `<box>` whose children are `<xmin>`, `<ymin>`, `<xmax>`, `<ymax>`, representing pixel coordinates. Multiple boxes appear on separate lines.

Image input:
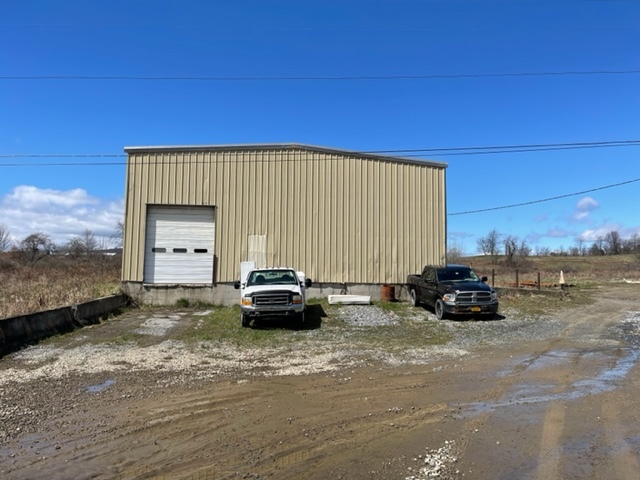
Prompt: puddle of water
<box><xmin>87</xmin><ymin>379</ymin><xmax>115</xmax><ymax>393</ymax></box>
<box><xmin>458</xmin><ymin>348</ymin><xmax>640</xmax><ymax>416</ymax></box>
<box><xmin>496</xmin><ymin>350</ymin><xmax>574</xmax><ymax>377</ymax></box>
<box><xmin>525</xmin><ymin>351</ymin><xmax>574</xmax><ymax>371</ymax></box>
<box><xmin>573</xmin><ymin>348</ymin><xmax>640</xmax><ymax>392</ymax></box>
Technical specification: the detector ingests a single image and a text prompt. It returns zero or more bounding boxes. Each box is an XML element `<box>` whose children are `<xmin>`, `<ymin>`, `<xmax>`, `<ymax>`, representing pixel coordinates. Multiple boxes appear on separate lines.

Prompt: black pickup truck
<box><xmin>407</xmin><ymin>264</ymin><xmax>499</xmax><ymax>320</ymax></box>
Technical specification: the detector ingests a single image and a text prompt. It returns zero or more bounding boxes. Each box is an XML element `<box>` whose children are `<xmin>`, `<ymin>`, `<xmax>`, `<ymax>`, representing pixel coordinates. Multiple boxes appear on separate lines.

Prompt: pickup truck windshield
<box><xmin>436</xmin><ymin>268</ymin><xmax>479</xmax><ymax>283</ymax></box>
<box><xmin>247</xmin><ymin>269</ymin><xmax>298</xmax><ymax>286</ymax></box>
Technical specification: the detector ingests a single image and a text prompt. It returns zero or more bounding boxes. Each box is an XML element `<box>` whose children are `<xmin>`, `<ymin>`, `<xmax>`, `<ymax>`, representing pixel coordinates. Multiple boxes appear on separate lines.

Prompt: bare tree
<box><xmin>83</xmin><ymin>229</ymin><xmax>99</xmax><ymax>254</ymax></box>
<box><xmin>0</xmin><ymin>223</ymin><xmax>11</xmax><ymax>252</ymax></box>
<box><xmin>66</xmin><ymin>229</ymin><xmax>99</xmax><ymax>257</ymax></box>
<box><xmin>604</xmin><ymin>230</ymin><xmax>622</xmax><ymax>255</ymax></box>
<box><xmin>518</xmin><ymin>238</ymin><xmax>531</xmax><ymax>258</ymax></box>
<box><xmin>503</xmin><ymin>235</ymin><xmax>518</xmax><ymax>267</ymax></box>
<box><xmin>501</xmin><ymin>235</ymin><xmax>531</xmax><ymax>267</ymax></box>
<box><xmin>477</xmin><ymin>229</ymin><xmax>500</xmax><ymax>263</ymax></box>
<box><xmin>447</xmin><ymin>243</ymin><xmax>465</xmax><ymax>264</ymax></box>
<box><xmin>111</xmin><ymin>220</ymin><xmax>125</xmax><ymax>249</ymax></box>
<box><xmin>555</xmin><ymin>245</ymin><xmax>568</xmax><ymax>256</ymax></box>
<box><xmin>535</xmin><ymin>246</ymin><xmax>551</xmax><ymax>256</ymax></box>
<box><xmin>624</xmin><ymin>233</ymin><xmax>640</xmax><ymax>254</ymax></box>
<box><xmin>589</xmin><ymin>237</ymin><xmax>605</xmax><ymax>256</ymax></box>
<box><xmin>18</xmin><ymin>232</ymin><xmax>52</xmax><ymax>265</ymax></box>
<box><xmin>66</xmin><ymin>237</ymin><xmax>85</xmax><ymax>257</ymax></box>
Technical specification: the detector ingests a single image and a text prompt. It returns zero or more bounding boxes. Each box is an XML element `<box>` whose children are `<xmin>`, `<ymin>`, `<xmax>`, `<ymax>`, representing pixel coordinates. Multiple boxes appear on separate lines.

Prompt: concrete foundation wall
<box><xmin>0</xmin><ymin>294</ymin><xmax>130</xmax><ymax>357</ymax></box>
<box><xmin>122</xmin><ymin>282</ymin><xmax>410</xmax><ymax>306</ymax></box>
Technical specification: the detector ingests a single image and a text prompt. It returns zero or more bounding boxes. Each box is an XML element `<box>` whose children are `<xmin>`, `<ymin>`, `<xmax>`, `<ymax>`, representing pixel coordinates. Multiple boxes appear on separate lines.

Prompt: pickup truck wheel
<box><xmin>410</xmin><ymin>289</ymin><xmax>420</xmax><ymax>307</ymax></box>
<box><xmin>241</xmin><ymin>314</ymin><xmax>250</xmax><ymax>328</ymax></box>
<box><xmin>435</xmin><ymin>299</ymin><xmax>446</xmax><ymax>320</ymax></box>
<box><xmin>291</xmin><ymin>312</ymin><xmax>305</xmax><ymax>330</ymax></box>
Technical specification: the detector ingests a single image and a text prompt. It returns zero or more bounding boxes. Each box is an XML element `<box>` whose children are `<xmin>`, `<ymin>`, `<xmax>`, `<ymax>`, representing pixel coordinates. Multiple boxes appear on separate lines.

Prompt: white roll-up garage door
<box><xmin>143</xmin><ymin>206</ymin><xmax>215</xmax><ymax>284</ymax></box>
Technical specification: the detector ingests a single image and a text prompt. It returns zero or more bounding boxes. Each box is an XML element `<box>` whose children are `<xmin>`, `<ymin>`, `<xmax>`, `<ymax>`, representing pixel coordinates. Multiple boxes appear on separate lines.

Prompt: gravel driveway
<box><xmin>2</xmin><ymin>285</ymin><xmax>640</xmax><ymax>480</ymax></box>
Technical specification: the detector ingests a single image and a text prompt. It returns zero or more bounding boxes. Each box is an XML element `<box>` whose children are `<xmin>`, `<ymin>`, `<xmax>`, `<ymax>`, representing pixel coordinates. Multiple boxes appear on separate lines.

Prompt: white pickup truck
<box><xmin>233</xmin><ymin>267</ymin><xmax>312</xmax><ymax>328</ymax></box>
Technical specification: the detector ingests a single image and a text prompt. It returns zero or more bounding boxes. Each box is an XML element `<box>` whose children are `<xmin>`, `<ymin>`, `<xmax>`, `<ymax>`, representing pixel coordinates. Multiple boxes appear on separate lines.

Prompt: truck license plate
<box><xmin>471</xmin><ymin>307</ymin><xmax>481</xmax><ymax>312</ymax></box>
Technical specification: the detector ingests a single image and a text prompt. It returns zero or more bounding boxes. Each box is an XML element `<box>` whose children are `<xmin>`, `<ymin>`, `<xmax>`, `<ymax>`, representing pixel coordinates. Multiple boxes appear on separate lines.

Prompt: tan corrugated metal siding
<box><xmin>122</xmin><ymin>146</ymin><xmax>446</xmax><ymax>284</ymax></box>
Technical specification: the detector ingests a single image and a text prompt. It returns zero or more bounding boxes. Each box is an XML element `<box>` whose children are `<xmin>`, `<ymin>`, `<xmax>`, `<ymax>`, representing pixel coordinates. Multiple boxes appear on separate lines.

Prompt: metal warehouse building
<box><xmin>121</xmin><ymin>144</ymin><xmax>447</xmax><ymax>305</ymax></box>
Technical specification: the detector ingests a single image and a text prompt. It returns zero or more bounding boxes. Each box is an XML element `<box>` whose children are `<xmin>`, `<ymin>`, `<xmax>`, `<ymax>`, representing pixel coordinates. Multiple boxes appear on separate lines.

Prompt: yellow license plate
<box><xmin>471</xmin><ymin>307</ymin><xmax>481</xmax><ymax>312</ymax></box>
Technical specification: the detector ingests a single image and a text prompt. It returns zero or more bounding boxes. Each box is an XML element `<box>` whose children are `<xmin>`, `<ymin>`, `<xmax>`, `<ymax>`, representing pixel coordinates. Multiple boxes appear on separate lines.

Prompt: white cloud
<box><xmin>579</xmin><ymin>229</ymin><xmax>607</xmax><ymax>242</ymax></box>
<box><xmin>572</xmin><ymin>196</ymin><xmax>599</xmax><ymax>221</ymax></box>
<box><xmin>0</xmin><ymin>186</ymin><xmax>123</xmax><ymax>246</ymax></box>
<box><xmin>5</xmin><ymin>185</ymin><xmax>98</xmax><ymax>209</ymax></box>
<box><xmin>578</xmin><ymin>223</ymin><xmax>621</xmax><ymax>242</ymax></box>
<box><xmin>576</xmin><ymin>197</ymin><xmax>598</xmax><ymax>210</ymax></box>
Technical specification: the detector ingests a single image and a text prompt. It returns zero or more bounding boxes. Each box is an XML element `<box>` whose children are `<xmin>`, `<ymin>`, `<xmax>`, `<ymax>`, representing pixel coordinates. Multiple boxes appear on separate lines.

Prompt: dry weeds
<box><xmin>0</xmin><ymin>252</ymin><xmax>121</xmax><ymax>319</ymax></box>
<box><xmin>467</xmin><ymin>253</ymin><xmax>640</xmax><ymax>286</ymax></box>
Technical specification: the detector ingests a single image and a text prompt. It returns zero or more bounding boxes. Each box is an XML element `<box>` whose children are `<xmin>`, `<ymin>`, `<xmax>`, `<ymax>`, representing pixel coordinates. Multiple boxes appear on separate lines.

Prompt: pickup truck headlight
<box><xmin>292</xmin><ymin>295</ymin><xmax>303</xmax><ymax>304</ymax></box>
<box><xmin>491</xmin><ymin>290</ymin><xmax>498</xmax><ymax>301</ymax></box>
<box><xmin>443</xmin><ymin>293</ymin><xmax>456</xmax><ymax>302</ymax></box>
<box><xmin>241</xmin><ymin>296</ymin><xmax>252</xmax><ymax>306</ymax></box>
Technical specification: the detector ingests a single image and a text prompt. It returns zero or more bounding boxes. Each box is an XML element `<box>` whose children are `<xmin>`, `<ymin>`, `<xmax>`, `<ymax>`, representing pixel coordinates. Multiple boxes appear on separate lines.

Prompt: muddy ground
<box><xmin>2</xmin><ymin>284</ymin><xmax>640</xmax><ymax>480</ymax></box>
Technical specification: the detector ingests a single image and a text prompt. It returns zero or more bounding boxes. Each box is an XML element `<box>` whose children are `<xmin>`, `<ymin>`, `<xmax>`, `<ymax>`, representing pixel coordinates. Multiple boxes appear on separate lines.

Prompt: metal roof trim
<box><xmin>124</xmin><ymin>143</ymin><xmax>447</xmax><ymax>168</ymax></box>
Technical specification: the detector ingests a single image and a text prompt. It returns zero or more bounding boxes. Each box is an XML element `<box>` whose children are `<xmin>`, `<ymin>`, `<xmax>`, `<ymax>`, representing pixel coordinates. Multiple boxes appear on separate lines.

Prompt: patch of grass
<box><xmin>374</xmin><ymin>300</ymin><xmax>410</xmax><ymax>313</ymax></box>
<box><xmin>107</xmin><ymin>332</ymin><xmax>145</xmax><ymax>345</ymax></box>
<box><xmin>350</xmin><ymin>318</ymin><xmax>452</xmax><ymax>351</ymax></box>
<box><xmin>499</xmin><ymin>286</ymin><xmax>596</xmax><ymax>317</ymax></box>
<box><xmin>175</xmin><ymin>298</ymin><xmax>451</xmax><ymax>352</ymax></box>
<box><xmin>176</xmin><ymin>304</ymin><xmax>306</xmax><ymax>347</ymax></box>
<box><xmin>172</xmin><ymin>298</ymin><xmax>214</xmax><ymax>310</ymax></box>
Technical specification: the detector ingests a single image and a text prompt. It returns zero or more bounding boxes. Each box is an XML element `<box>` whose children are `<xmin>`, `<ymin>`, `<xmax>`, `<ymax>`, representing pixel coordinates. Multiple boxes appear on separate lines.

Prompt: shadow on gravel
<box><xmin>249</xmin><ymin>304</ymin><xmax>327</xmax><ymax>331</ymax></box>
<box><xmin>412</xmin><ymin>304</ymin><xmax>505</xmax><ymax>322</ymax></box>
<box><xmin>448</xmin><ymin>313</ymin><xmax>506</xmax><ymax>322</ymax></box>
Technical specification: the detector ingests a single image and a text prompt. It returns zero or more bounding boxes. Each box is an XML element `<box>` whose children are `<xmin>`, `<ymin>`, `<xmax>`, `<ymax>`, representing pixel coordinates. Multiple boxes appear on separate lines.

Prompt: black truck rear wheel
<box><xmin>410</xmin><ymin>289</ymin><xmax>420</xmax><ymax>307</ymax></box>
<box><xmin>435</xmin><ymin>299</ymin><xmax>446</xmax><ymax>320</ymax></box>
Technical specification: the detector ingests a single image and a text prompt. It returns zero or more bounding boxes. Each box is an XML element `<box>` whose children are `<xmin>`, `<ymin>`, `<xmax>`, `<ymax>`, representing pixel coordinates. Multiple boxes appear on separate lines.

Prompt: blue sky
<box><xmin>1</xmin><ymin>0</ymin><xmax>639</xmax><ymax>253</ymax></box>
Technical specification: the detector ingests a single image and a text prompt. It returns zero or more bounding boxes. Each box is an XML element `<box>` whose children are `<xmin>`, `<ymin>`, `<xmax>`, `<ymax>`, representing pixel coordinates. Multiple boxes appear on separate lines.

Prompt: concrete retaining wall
<box><xmin>121</xmin><ymin>282</ymin><xmax>407</xmax><ymax>306</ymax></box>
<box><xmin>0</xmin><ymin>294</ymin><xmax>130</xmax><ymax>357</ymax></box>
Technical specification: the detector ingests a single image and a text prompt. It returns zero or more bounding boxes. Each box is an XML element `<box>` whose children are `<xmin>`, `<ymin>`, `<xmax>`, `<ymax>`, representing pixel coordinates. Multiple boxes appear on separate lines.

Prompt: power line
<box><xmin>401</xmin><ymin>143</ymin><xmax>640</xmax><ymax>157</ymax></box>
<box><xmin>1</xmin><ymin>145</ymin><xmax>638</xmax><ymax>216</ymax></box>
<box><xmin>2</xmin><ymin>70</ymin><xmax>640</xmax><ymax>82</ymax></box>
<box><xmin>369</xmin><ymin>139</ymin><xmax>640</xmax><ymax>154</ymax></box>
<box><xmin>1</xmin><ymin>139</ymin><xmax>639</xmax><ymax>163</ymax></box>
<box><xmin>449</xmin><ymin>177</ymin><xmax>640</xmax><ymax>216</ymax></box>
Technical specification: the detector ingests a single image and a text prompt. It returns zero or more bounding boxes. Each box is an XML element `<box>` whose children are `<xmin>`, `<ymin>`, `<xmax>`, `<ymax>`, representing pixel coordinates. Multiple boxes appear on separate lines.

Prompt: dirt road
<box><xmin>2</xmin><ymin>284</ymin><xmax>640</xmax><ymax>479</ymax></box>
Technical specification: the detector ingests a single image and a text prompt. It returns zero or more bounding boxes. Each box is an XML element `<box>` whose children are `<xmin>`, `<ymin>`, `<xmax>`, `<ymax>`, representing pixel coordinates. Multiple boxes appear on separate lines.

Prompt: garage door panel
<box><xmin>144</xmin><ymin>206</ymin><xmax>215</xmax><ymax>284</ymax></box>
<box><xmin>149</xmin><ymin>255</ymin><xmax>214</xmax><ymax>283</ymax></box>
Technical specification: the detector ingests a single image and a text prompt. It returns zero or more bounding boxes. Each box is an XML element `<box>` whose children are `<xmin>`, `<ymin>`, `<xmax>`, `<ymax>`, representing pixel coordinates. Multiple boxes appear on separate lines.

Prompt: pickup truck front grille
<box><xmin>457</xmin><ymin>291</ymin><xmax>493</xmax><ymax>304</ymax></box>
<box><xmin>253</xmin><ymin>293</ymin><xmax>291</xmax><ymax>306</ymax></box>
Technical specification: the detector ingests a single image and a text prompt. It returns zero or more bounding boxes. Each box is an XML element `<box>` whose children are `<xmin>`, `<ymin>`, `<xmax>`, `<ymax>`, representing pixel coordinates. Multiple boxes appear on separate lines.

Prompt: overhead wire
<box><xmin>1</xmin><ymin>70</ymin><xmax>640</xmax><ymax>82</ymax></box>
<box><xmin>1</xmin><ymin>139</ymin><xmax>639</xmax><ymax>163</ymax></box>
<box><xmin>1</xmin><ymin>141</ymin><xmax>638</xmax><ymax>216</ymax></box>
<box><xmin>368</xmin><ymin>139</ymin><xmax>640</xmax><ymax>154</ymax></box>
<box><xmin>449</xmin><ymin>178</ymin><xmax>640</xmax><ymax>216</ymax></box>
